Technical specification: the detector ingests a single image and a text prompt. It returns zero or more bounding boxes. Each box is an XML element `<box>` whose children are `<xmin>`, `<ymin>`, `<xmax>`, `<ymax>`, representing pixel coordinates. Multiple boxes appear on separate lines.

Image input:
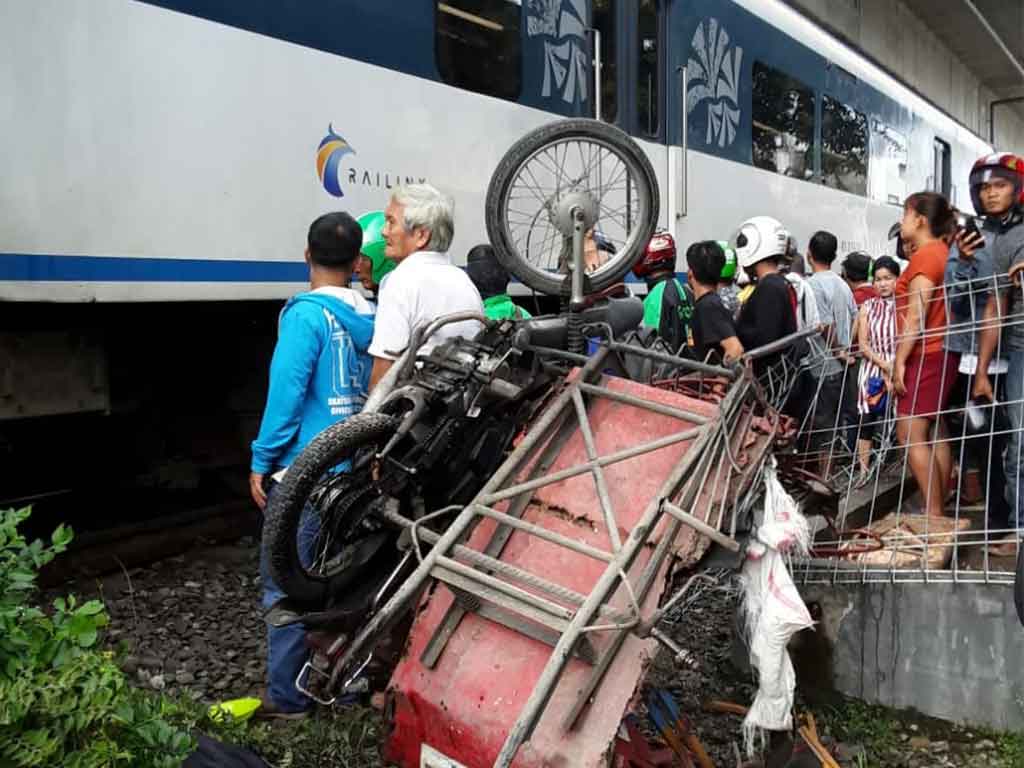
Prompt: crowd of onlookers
<box><xmin>242</xmin><ymin>151</ymin><xmax>1024</xmax><ymax>717</ymax></box>
<box><xmin>629</xmin><ymin>154</ymin><xmax>1024</xmax><ymax>563</ymax></box>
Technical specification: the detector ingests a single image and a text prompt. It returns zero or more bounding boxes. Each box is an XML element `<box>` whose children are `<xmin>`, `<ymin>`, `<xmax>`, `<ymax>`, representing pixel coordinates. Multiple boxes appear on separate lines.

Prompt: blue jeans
<box><xmin>260</xmin><ymin>483</ymin><xmax>319</xmax><ymax>712</ymax></box>
<box><xmin>1004</xmin><ymin>350</ymin><xmax>1024</xmax><ymax>531</ymax></box>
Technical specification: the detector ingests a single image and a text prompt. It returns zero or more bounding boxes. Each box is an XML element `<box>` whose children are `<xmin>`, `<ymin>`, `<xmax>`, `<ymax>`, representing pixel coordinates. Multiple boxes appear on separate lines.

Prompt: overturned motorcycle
<box><xmin>262</xmin><ymin>119</ymin><xmax>812</xmax><ymax>767</ymax></box>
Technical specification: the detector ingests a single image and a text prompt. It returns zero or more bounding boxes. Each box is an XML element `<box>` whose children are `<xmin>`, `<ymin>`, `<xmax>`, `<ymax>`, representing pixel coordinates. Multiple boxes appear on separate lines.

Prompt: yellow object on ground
<box><xmin>208</xmin><ymin>697</ymin><xmax>262</xmax><ymax>723</ymax></box>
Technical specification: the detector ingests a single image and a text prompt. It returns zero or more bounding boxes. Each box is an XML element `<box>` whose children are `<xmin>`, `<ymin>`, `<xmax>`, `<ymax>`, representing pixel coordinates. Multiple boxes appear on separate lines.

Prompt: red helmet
<box><xmin>632</xmin><ymin>231</ymin><xmax>677</xmax><ymax>278</ymax></box>
<box><xmin>969</xmin><ymin>152</ymin><xmax>1024</xmax><ymax>215</ymax></box>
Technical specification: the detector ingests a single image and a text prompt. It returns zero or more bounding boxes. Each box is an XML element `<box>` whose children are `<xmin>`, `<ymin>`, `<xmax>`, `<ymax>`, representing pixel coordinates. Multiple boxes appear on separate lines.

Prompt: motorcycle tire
<box><xmin>263</xmin><ymin>412</ymin><xmax>400</xmax><ymax>609</ymax></box>
<box><xmin>485</xmin><ymin>118</ymin><xmax>659</xmax><ymax>297</ymax></box>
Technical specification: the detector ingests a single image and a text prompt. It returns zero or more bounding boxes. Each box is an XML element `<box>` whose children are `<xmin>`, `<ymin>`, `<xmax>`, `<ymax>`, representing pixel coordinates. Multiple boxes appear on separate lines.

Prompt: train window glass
<box><xmin>933</xmin><ymin>138</ymin><xmax>951</xmax><ymax>198</ymax></box>
<box><xmin>593</xmin><ymin>0</ymin><xmax>617</xmax><ymax>122</ymax></box>
<box><xmin>821</xmin><ymin>96</ymin><xmax>868</xmax><ymax>196</ymax></box>
<box><xmin>436</xmin><ymin>0</ymin><xmax>522</xmax><ymax>100</ymax></box>
<box><xmin>637</xmin><ymin>0</ymin><xmax>660</xmax><ymax>136</ymax></box>
<box><xmin>752</xmin><ymin>62</ymin><xmax>815</xmax><ymax>181</ymax></box>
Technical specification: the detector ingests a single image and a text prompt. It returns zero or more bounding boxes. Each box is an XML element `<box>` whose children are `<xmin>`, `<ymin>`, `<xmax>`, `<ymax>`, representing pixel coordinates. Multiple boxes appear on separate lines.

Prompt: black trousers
<box><xmin>946</xmin><ymin>371</ymin><xmax>1011</xmax><ymax>527</ymax></box>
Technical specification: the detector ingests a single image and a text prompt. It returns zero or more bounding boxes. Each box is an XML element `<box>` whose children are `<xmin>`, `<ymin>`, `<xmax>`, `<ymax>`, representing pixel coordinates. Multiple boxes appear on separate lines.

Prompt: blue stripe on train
<box><xmin>0</xmin><ymin>253</ymin><xmax>656</xmax><ymax>285</ymax></box>
<box><xmin>0</xmin><ymin>253</ymin><xmax>309</xmax><ymax>282</ymax></box>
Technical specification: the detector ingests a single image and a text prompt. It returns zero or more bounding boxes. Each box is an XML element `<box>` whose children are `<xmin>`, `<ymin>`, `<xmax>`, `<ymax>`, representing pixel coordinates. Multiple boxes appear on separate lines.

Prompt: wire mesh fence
<box><xmin>777</xmin><ymin>267</ymin><xmax>1024</xmax><ymax>585</ymax></box>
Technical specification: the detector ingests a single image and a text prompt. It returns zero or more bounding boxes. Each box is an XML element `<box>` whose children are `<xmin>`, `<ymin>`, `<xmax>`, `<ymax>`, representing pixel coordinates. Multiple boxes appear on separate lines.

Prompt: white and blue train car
<box><xmin>0</xmin><ymin>0</ymin><xmax>994</xmax><ymax>503</ymax></box>
<box><xmin>1</xmin><ymin>0</ymin><xmax>992</xmax><ymax>307</ymax></box>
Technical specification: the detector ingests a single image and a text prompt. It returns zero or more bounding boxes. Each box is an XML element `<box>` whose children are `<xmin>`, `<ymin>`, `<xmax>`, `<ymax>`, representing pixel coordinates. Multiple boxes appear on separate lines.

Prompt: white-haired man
<box><xmin>368</xmin><ymin>183</ymin><xmax>484</xmax><ymax>389</ymax></box>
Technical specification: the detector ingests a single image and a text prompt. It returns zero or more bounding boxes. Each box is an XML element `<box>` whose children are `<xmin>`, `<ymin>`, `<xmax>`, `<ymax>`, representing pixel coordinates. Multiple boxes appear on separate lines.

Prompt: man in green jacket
<box><xmin>634</xmin><ymin>231</ymin><xmax>694</xmax><ymax>354</ymax></box>
<box><xmin>466</xmin><ymin>244</ymin><xmax>533</xmax><ymax>321</ymax></box>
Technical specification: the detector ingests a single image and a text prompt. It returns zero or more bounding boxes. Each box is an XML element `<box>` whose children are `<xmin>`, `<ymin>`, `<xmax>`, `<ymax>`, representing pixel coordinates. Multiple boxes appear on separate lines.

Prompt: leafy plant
<box><xmin>0</xmin><ymin>507</ymin><xmax>195</xmax><ymax>767</ymax></box>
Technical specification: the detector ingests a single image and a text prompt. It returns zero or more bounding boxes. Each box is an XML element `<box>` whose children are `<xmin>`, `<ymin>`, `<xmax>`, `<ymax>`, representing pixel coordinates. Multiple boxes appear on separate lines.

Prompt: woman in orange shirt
<box><xmin>893</xmin><ymin>192</ymin><xmax>959</xmax><ymax>517</ymax></box>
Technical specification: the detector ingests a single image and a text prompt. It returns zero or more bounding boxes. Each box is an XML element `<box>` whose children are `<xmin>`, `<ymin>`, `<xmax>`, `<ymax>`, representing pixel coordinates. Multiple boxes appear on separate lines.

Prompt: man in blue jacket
<box><xmin>249</xmin><ymin>211</ymin><xmax>375</xmax><ymax>717</ymax></box>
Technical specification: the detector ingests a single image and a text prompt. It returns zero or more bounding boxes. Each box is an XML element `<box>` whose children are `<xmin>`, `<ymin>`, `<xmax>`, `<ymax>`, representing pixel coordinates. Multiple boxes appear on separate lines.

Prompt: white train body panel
<box><xmin>0</xmin><ymin>0</ymin><xmax>992</xmax><ymax>302</ymax></box>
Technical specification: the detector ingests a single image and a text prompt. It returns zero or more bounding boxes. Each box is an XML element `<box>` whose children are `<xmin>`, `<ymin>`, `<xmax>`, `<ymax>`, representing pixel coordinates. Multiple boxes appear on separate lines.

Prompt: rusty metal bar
<box><xmin>740</xmin><ymin>325</ymin><xmax>820</xmax><ymax>362</ymax></box>
<box><xmin>433</xmin><ymin>557</ymin><xmax>574</xmax><ymax>623</ymax></box>
<box><xmin>480</xmin><ymin>425</ymin><xmax>704</xmax><ymax>506</ymax></box>
<box><xmin>571</xmin><ymin>388</ymin><xmax>622</xmax><ymax>552</ymax></box>
<box><xmin>577</xmin><ymin>381</ymin><xmax>710</xmax><ymax>423</ymax></box>
<box><xmin>605</xmin><ymin>339</ymin><xmax>736</xmax><ymax>378</ymax></box>
<box><xmin>470</xmin><ymin>504</ymin><xmax>614</xmax><ymax>562</ymax></box>
<box><xmin>661</xmin><ymin>501</ymin><xmax>741</xmax><ymax>552</ymax></box>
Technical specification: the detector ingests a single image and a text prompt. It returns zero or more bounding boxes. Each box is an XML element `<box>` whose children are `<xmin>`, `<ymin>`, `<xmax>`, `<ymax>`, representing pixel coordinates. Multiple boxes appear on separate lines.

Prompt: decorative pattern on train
<box><xmin>687</xmin><ymin>18</ymin><xmax>743</xmax><ymax>149</ymax></box>
<box><xmin>526</xmin><ymin>0</ymin><xmax>588</xmax><ymax>104</ymax></box>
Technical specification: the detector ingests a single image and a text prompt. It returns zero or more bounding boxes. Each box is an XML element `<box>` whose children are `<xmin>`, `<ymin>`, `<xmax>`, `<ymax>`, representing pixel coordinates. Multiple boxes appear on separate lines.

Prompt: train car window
<box><xmin>821</xmin><ymin>96</ymin><xmax>868</xmax><ymax>196</ymax></box>
<box><xmin>752</xmin><ymin>62</ymin><xmax>815</xmax><ymax>181</ymax></box>
<box><xmin>436</xmin><ymin>0</ymin><xmax>522</xmax><ymax>100</ymax></box>
<box><xmin>933</xmin><ymin>138</ymin><xmax>951</xmax><ymax>198</ymax></box>
<box><xmin>637</xmin><ymin>0</ymin><xmax>660</xmax><ymax>136</ymax></box>
<box><xmin>594</xmin><ymin>0</ymin><xmax>617</xmax><ymax>122</ymax></box>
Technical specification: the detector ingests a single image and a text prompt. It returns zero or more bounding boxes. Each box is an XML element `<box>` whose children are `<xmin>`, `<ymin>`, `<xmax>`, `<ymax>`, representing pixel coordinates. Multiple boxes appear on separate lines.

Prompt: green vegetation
<box><xmin>0</xmin><ymin>505</ymin><xmax>385</xmax><ymax>768</ymax></box>
<box><xmin>819</xmin><ymin>696</ymin><xmax>1024</xmax><ymax>768</ymax></box>
<box><xmin>820</xmin><ymin>697</ymin><xmax>899</xmax><ymax>756</ymax></box>
<box><xmin>0</xmin><ymin>507</ymin><xmax>195</xmax><ymax>767</ymax></box>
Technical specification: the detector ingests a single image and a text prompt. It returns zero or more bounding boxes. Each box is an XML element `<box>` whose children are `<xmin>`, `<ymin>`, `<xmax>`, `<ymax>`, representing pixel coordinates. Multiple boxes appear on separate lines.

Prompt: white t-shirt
<box><xmin>368</xmin><ymin>250</ymin><xmax>484</xmax><ymax>360</ymax></box>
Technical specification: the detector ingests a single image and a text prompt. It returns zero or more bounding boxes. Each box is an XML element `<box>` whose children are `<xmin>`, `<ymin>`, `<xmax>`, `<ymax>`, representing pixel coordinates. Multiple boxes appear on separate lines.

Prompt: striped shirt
<box><xmin>857</xmin><ymin>296</ymin><xmax>897</xmax><ymax>415</ymax></box>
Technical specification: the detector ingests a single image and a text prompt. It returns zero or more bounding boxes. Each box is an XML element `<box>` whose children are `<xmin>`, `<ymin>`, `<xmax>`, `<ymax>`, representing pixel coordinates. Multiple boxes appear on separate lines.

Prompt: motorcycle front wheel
<box><xmin>263</xmin><ymin>412</ymin><xmax>401</xmax><ymax>610</ymax></box>
<box><xmin>485</xmin><ymin>118</ymin><xmax>659</xmax><ymax>296</ymax></box>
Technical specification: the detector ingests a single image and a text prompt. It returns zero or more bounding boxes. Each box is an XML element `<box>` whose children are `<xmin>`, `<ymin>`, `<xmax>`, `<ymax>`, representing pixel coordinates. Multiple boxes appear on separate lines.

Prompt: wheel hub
<box><xmin>550</xmin><ymin>191</ymin><xmax>599</xmax><ymax>237</ymax></box>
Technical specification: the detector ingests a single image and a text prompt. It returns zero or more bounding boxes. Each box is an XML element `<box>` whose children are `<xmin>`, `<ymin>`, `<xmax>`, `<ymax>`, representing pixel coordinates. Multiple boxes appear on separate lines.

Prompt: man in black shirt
<box><xmin>687</xmin><ymin>241</ymin><xmax>744</xmax><ymax>364</ymax></box>
<box><xmin>731</xmin><ymin>216</ymin><xmax>797</xmax><ymax>373</ymax></box>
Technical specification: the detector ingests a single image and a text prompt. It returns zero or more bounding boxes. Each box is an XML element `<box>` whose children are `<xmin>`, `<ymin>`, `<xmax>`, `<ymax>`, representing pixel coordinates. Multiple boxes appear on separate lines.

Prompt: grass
<box><xmin>818</xmin><ymin>697</ymin><xmax>900</xmax><ymax>758</ymax></box>
<box><xmin>987</xmin><ymin>729</ymin><xmax>1024</xmax><ymax>768</ymax></box>
<box><xmin>816</xmin><ymin>696</ymin><xmax>1024</xmax><ymax>768</ymax></box>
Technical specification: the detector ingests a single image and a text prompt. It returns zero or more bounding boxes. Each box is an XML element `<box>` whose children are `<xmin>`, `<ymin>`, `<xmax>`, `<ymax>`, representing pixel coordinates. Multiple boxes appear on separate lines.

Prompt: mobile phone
<box><xmin>957</xmin><ymin>213</ymin><xmax>981</xmax><ymax>240</ymax></box>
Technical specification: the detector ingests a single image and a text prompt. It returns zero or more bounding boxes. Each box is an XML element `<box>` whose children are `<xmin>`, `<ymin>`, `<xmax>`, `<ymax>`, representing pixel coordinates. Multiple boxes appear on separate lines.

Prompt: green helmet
<box><xmin>357</xmin><ymin>210</ymin><xmax>395</xmax><ymax>286</ymax></box>
<box><xmin>717</xmin><ymin>240</ymin><xmax>737</xmax><ymax>280</ymax></box>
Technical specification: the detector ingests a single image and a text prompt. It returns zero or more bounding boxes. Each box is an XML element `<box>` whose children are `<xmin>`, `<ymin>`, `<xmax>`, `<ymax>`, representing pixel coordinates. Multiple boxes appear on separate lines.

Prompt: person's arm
<box><xmin>250</xmin><ymin>307</ymin><xmax>322</xmax><ymax>508</ymax></box>
<box><xmin>892</xmin><ymin>274</ymin><xmax>933</xmax><ymax>397</ymax></box>
<box><xmin>720</xmin><ymin>335</ymin><xmax>744</xmax><ymax>362</ymax></box>
<box><xmin>366</xmin><ymin>275</ymin><xmax>410</xmax><ymax>393</ymax></box>
<box><xmin>702</xmin><ymin>299</ymin><xmax>744</xmax><ymax>362</ymax></box>
<box><xmin>1010</xmin><ymin>261</ymin><xmax>1024</xmax><ymax>284</ymax></box>
<box><xmin>369</xmin><ymin>357</ymin><xmax>394</xmax><ymax>391</ymax></box>
<box><xmin>973</xmin><ymin>291</ymin><xmax>1009</xmax><ymax>401</ymax></box>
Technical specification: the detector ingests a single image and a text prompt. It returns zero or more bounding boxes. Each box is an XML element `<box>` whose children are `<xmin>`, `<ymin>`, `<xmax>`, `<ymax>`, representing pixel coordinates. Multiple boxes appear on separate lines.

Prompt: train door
<box><xmin>591</xmin><ymin>1</ymin><xmax>674</xmax><ymax>238</ymax></box>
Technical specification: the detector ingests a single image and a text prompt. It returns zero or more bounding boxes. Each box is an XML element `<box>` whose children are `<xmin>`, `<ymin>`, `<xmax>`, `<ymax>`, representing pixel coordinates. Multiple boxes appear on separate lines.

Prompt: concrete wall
<box><xmin>788</xmin><ymin>0</ymin><xmax>1024</xmax><ymax>153</ymax></box>
<box><xmin>800</xmin><ymin>582</ymin><xmax>1024</xmax><ymax>730</ymax></box>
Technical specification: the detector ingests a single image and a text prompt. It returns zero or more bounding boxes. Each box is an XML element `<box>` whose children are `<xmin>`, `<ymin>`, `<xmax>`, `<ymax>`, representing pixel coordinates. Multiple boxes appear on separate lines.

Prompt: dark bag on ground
<box><xmin>183</xmin><ymin>734</ymin><xmax>269</xmax><ymax>768</ymax></box>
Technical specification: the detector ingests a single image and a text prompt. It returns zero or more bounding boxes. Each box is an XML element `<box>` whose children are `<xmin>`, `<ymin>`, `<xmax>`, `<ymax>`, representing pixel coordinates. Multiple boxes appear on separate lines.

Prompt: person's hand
<box><xmin>973</xmin><ymin>372</ymin><xmax>994</xmax><ymax>402</ymax></box>
<box><xmin>1009</xmin><ymin>261</ymin><xmax>1024</xmax><ymax>285</ymax></box>
<box><xmin>954</xmin><ymin>230</ymin><xmax>985</xmax><ymax>261</ymax></box>
<box><xmin>892</xmin><ymin>360</ymin><xmax>907</xmax><ymax>397</ymax></box>
<box><xmin>249</xmin><ymin>472</ymin><xmax>267</xmax><ymax>510</ymax></box>
<box><xmin>883</xmin><ymin>374</ymin><xmax>894</xmax><ymax>392</ymax></box>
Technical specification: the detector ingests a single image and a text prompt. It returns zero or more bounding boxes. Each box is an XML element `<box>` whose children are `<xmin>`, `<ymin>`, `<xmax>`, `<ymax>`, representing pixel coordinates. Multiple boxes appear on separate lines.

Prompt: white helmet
<box><xmin>731</xmin><ymin>216</ymin><xmax>789</xmax><ymax>270</ymax></box>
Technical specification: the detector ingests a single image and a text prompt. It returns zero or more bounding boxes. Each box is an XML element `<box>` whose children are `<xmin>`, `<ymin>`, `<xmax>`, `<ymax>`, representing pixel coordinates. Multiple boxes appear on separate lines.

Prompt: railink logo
<box><xmin>316</xmin><ymin>124</ymin><xmax>355</xmax><ymax>197</ymax></box>
<box><xmin>526</xmin><ymin>0</ymin><xmax>588</xmax><ymax>104</ymax></box>
<box><xmin>687</xmin><ymin>19</ymin><xmax>743</xmax><ymax>148</ymax></box>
